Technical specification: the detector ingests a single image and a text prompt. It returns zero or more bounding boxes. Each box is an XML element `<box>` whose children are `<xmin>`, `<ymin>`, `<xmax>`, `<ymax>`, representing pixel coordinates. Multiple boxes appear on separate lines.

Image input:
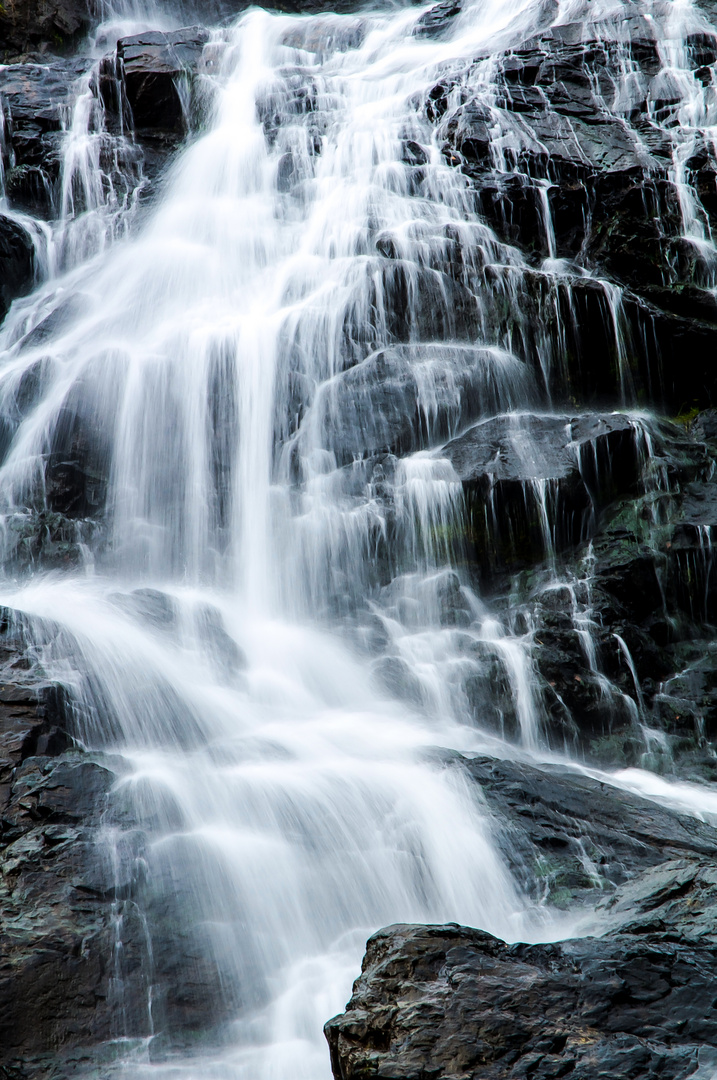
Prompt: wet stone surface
<box><xmin>0</xmin><ymin>58</ymin><xmax>93</xmax><ymax>217</ymax></box>
<box><xmin>0</xmin><ymin>609</ymin><xmax>235</xmax><ymax>1077</ymax></box>
<box><xmin>461</xmin><ymin>754</ymin><xmax>717</xmax><ymax>907</ymax></box>
<box><xmin>3</xmin><ymin>0</ymin><xmax>717</xmax><ymax>1074</ymax></box>
<box><xmin>326</xmin><ymin>856</ymin><xmax>717</xmax><ymax>1080</ymax></box>
<box><xmin>446</xmin><ymin>412</ymin><xmax>642</xmax><ymax>573</ymax></box>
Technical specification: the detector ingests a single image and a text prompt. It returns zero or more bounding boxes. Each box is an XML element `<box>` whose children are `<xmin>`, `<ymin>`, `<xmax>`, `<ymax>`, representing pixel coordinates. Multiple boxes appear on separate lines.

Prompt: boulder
<box><xmin>325</xmin><ymin>857</ymin><xmax>717</xmax><ymax>1080</ymax></box>
<box><xmin>0</xmin><ymin>216</ymin><xmax>35</xmax><ymax>324</ymax></box>
<box><xmin>112</xmin><ymin>27</ymin><xmax>211</xmax><ymax>133</ymax></box>
<box><xmin>443</xmin><ymin>412</ymin><xmax>641</xmax><ymax>574</ymax></box>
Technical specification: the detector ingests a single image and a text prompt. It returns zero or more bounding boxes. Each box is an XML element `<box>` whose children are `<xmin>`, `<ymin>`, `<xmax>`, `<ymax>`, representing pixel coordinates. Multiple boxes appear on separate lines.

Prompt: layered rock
<box><xmin>100</xmin><ymin>27</ymin><xmax>211</xmax><ymax>133</ymax></box>
<box><xmin>431</xmin><ymin>12</ymin><xmax>717</xmax><ymax>411</ymax></box>
<box><xmin>506</xmin><ymin>410</ymin><xmax>717</xmax><ymax>773</ymax></box>
<box><xmin>305</xmin><ymin>345</ymin><xmax>535</xmax><ymax>465</ymax></box>
<box><xmin>0</xmin><ymin>612</ymin><xmax>142</xmax><ymax>1075</ymax></box>
<box><xmin>0</xmin><ymin>57</ymin><xmax>93</xmax><ymax>216</ymax></box>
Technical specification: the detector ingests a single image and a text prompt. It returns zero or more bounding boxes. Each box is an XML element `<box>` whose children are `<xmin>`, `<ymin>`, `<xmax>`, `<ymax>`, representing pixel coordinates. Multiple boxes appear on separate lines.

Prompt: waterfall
<box><xmin>1</xmin><ymin>0</ymin><xmax>717</xmax><ymax>1074</ymax></box>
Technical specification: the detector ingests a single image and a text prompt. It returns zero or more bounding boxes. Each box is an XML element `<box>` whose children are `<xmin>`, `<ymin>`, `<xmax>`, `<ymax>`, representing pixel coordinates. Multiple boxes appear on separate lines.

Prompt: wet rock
<box><xmin>653</xmin><ymin>642</ymin><xmax>717</xmax><ymax>767</ymax></box>
<box><xmin>0</xmin><ymin>216</ymin><xmax>35</xmax><ymax>325</ymax></box>
<box><xmin>194</xmin><ymin>603</ymin><xmax>248</xmax><ymax>675</ymax></box>
<box><xmin>113</xmin><ymin>27</ymin><xmax>211</xmax><ymax>133</ymax></box>
<box><xmin>308</xmin><ymin>344</ymin><xmax>534</xmax><ymax>464</ymax></box>
<box><xmin>0</xmin><ymin>603</ymin><xmax>232</xmax><ymax>1074</ymax></box>
<box><xmin>325</xmin><ymin>856</ymin><xmax>717</xmax><ymax>1080</ymax></box>
<box><xmin>344</xmin><ymin>610</ymin><xmax>391</xmax><ymax>656</ymax></box>
<box><xmin>43</xmin><ymin>389</ymin><xmax>112</xmax><ymax>519</ymax></box>
<box><xmin>110</xmin><ymin>586</ymin><xmax>178</xmax><ymax>629</ymax></box>
<box><xmin>0</xmin><ymin>58</ymin><xmax>92</xmax><ymax>216</ymax></box>
<box><xmin>433</xmin><ymin>19</ymin><xmax>717</xmax><ymax>410</ymax></box>
<box><xmin>0</xmin><ymin>0</ymin><xmax>92</xmax><ymax>60</ymax></box>
<box><xmin>371</xmin><ymin>655</ymin><xmax>426</xmax><ymax>708</ymax></box>
<box><xmin>413</xmin><ymin>0</ymin><xmax>462</xmax><ymax>39</ymax></box>
<box><xmin>625</xmin><ymin>292</ymin><xmax>717</xmax><ymax>413</ymax></box>
<box><xmin>444</xmin><ymin>412</ymin><xmax>641</xmax><ymax>575</ymax></box>
<box><xmin>462</xmin><ymin>410</ymin><xmax>717</xmax><ymax>770</ymax></box>
<box><xmin>376</xmin><ymin>261</ymin><xmax>483</xmax><ymax>348</ymax></box>
<box><xmin>592</xmin><ymin>529</ymin><xmax>665</xmax><ymax>623</ymax></box>
<box><xmin>458</xmin><ymin>640</ymin><xmax>521</xmax><ymax>738</ymax></box>
<box><xmin>440</xmin><ymin>32</ymin><xmax>668</xmax><ymax>252</ymax></box>
<box><xmin>0</xmin><ymin>509</ymin><xmax>103</xmax><ymax>572</ymax></box>
<box><xmin>691</xmin><ymin>407</ymin><xmax>717</xmax><ymax>442</ymax></box>
<box><xmin>462</xmin><ymin>754</ymin><xmax>717</xmax><ymax>906</ymax></box>
<box><xmin>0</xmin><ymin>613</ymin><xmax>151</xmax><ymax>1071</ymax></box>
<box><xmin>0</xmin><ymin>808</ymin><xmax>153</xmax><ymax>1067</ymax></box>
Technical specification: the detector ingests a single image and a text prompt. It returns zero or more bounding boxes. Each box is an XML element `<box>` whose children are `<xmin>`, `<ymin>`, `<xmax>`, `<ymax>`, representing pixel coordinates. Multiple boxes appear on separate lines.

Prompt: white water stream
<box><xmin>1</xmin><ymin>0</ymin><xmax>717</xmax><ymax>1075</ymax></box>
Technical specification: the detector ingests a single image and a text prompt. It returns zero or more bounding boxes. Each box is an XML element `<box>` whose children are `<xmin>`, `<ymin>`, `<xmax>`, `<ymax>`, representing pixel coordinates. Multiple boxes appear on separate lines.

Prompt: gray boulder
<box><xmin>326</xmin><ymin>856</ymin><xmax>717</xmax><ymax>1080</ymax></box>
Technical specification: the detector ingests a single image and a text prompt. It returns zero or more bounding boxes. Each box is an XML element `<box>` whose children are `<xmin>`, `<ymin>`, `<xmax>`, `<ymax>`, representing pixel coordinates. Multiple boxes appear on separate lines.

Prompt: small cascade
<box><xmin>56</xmin><ymin>61</ymin><xmax>146</xmax><ymax>268</ymax></box>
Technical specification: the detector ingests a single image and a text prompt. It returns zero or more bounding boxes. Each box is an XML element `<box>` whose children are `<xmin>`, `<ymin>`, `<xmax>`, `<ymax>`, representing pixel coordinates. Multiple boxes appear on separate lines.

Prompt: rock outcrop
<box><xmin>462</xmin><ymin>754</ymin><xmax>717</xmax><ymax>905</ymax></box>
<box><xmin>100</xmin><ymin>27</ymin><xmax>211</xmax><ymax>133</ymax></box>
<box><xmin>431</xmin><ymin>13</ymin><xmax>717</xmax><ymax>412</ymax></box>
<box><xmin>0</xmin><ymin>57</ymin><xmax>96</xmax><ymax>216</ymax></box>
<box><xmin>326</xmin><ymin>855</ymin><xmax>717</xmax><ymax>1080</ymax></box>
<box><xmin>0</xmin><ymin>215</ymin><xmax>35</xmax><ymax>321</ymax></box>
<box><xmin>0</xmin><ymin>0</ymin><xmax>93</xmax><ymax>61</ymax></box>
<box><xmin>0</xmin><ymin>612</ymin><xmax>140</xmax><ymax>1075</ymax></box>
<box><xmin>446</xmin><ymin>412</ymin><xmax>642</xmax><ymax>572</ymax></box>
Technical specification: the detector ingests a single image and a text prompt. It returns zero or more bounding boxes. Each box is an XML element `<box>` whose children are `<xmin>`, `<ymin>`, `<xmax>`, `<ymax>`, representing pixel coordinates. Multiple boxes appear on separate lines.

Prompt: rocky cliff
<box><xmin>2</xmin><ymin>0</ymin><xmax>717</xmax><ymax>1075</ymax></box>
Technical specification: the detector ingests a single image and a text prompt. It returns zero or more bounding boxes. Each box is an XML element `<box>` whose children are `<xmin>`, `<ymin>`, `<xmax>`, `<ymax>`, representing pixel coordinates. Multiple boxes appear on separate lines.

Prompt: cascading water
<box><xmin>2</xmin><ymin>0</ymin><xmax>717</xmax><ymax>1075</ymax></box>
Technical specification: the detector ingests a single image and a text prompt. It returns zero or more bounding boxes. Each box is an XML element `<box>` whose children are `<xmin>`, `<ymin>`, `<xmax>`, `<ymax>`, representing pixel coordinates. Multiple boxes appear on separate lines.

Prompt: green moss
<box><xmin>548</xmin><ymin>886</ymin><xmax>574</xmax><ymax>909</ymax></box>
<box><xmin>673</xmin><ymin>404</ymin><xmax>700</xmax><ymax>429</ymax></box>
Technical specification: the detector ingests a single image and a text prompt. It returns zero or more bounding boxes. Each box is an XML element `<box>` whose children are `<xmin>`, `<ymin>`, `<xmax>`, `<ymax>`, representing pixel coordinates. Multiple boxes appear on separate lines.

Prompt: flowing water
<box><xmin>2</xmin><ymin>0</ymin><xmax>717</xmax><ymax>1075</ymax></box>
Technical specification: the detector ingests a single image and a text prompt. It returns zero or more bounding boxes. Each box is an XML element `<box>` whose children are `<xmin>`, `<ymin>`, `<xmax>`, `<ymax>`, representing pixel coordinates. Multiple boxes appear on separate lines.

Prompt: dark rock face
<box><xmin>112</xmin><ymin>27</ymin><xmax>211</xmax><ymax>132</ymax></box>
<box><xmin>307</xmin><ymin>345</ymin><xmax>535</xmax><ymax>465</ymax></box>
<box><xmin>0</xmin><ymin>0</ymin><xmax>92</xmax><ymax>60</ymax></box>
<box><xmin>0</xmin><ymin>29</ymin><xmax>207</xmax><ymax>223</ymax></box>
<box><xmin>0</xmin><ymin>57</ymin><xmax>94</xmax><ymax>217</ymax></box>
<box><xmin>462</xmin><ymin>755</ymin><xmax>717</xmax><ymax>907</ymax></box>
<box><xmin>0</xmin><ymin>215</ymin><xmax>35</xmax><ymax>322</ymax></box>
<box><xmin>432</xmin><ymin>19</ymin><xmax>717</xmax><ymax>412</ymax></box>
<box><xmin>446</xmin><ymin>412</ymin><xmax>641</xmax><ymax>572</ymax></box>
<box><xmin>325</xmin><ymin>857</ymin><xmax>717</xmax><ymax>1080</ymax></box>
<box><xmin>439</xmin><ymin>411</ymin><xmax>717</xmax><ymax>773</ymax></box>
<box><xmin>0</xmin><ymin>613</ymin><xmax>143</xmax><ymax>1072</ymax></box>
<box><xmin>0</xmin><ymin>605</ymin><xmax>234</xmax><ymax>1077</ymax></box>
